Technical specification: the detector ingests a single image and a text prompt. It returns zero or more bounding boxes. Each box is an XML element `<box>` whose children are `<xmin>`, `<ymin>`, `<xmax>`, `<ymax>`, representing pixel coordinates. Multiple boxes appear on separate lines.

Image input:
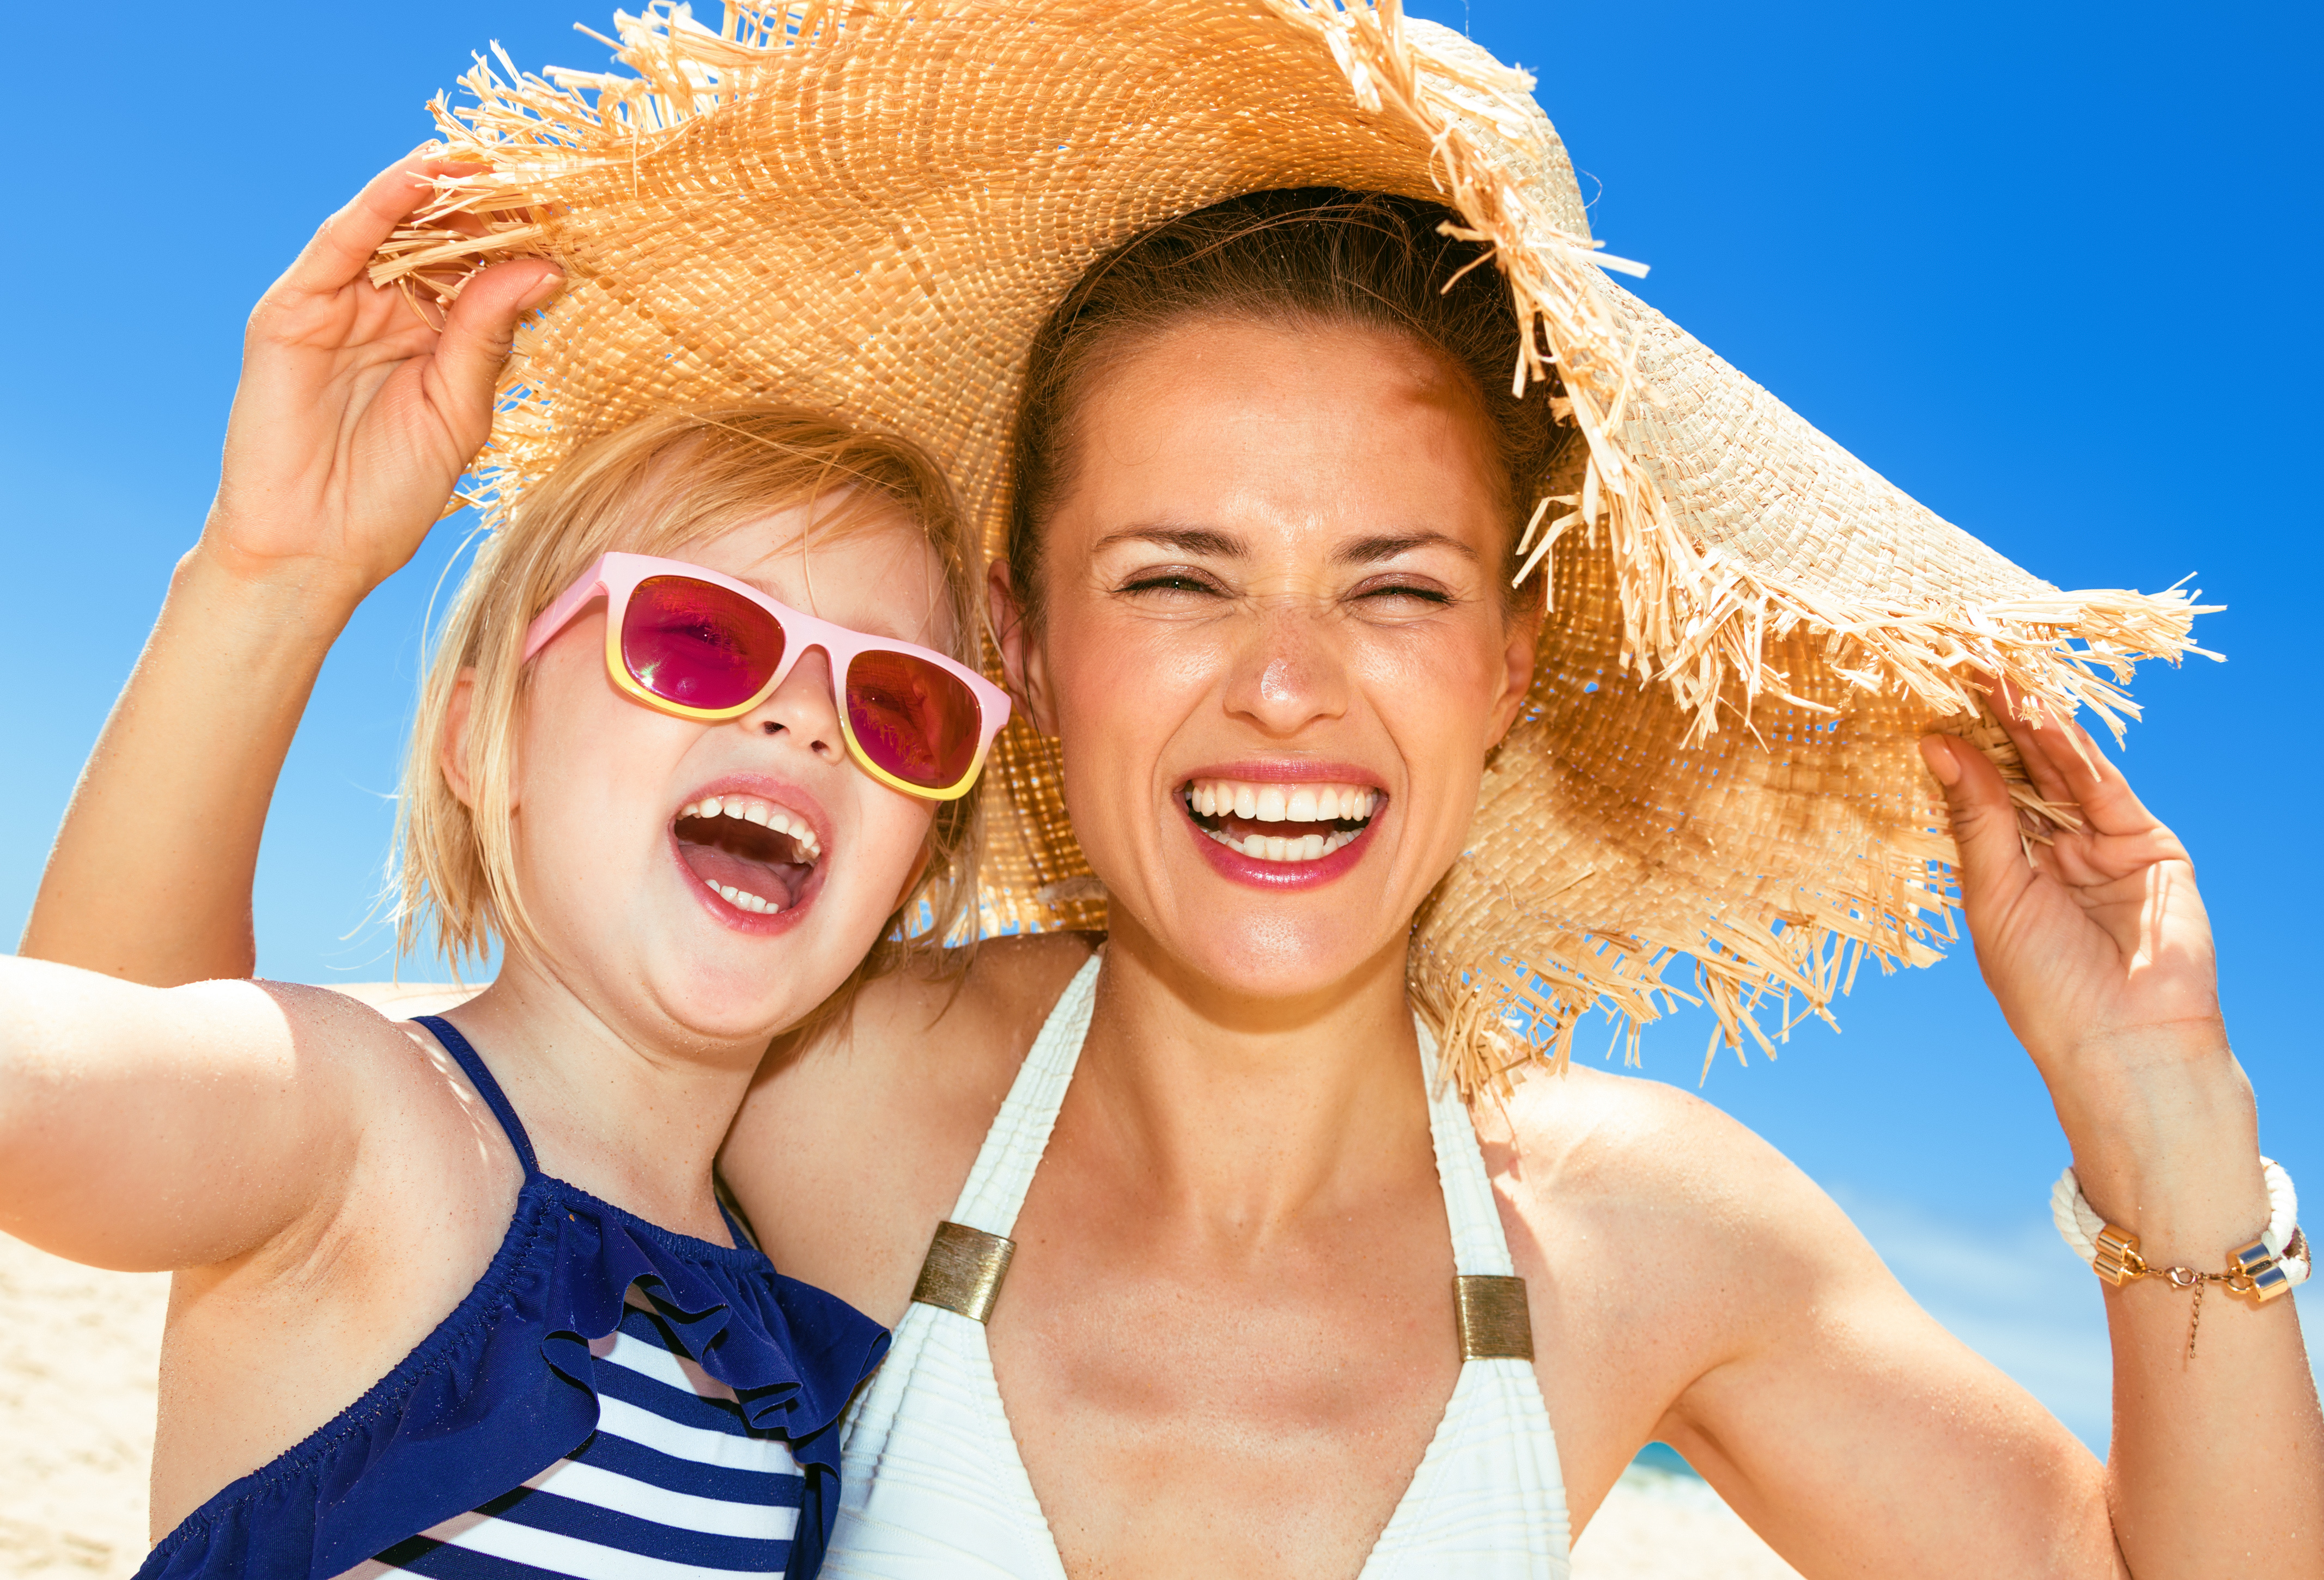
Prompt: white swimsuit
<box><xmin>824</xmin><ymin>957</ymin><xmax>1572</xmax><ymax>1577</ymax></box>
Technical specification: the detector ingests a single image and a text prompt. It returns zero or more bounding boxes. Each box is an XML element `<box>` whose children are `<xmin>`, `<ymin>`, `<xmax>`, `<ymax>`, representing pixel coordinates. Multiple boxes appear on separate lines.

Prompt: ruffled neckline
<box><xmin>137</xmin><ymin>1163</ymin><xmax>888</xmax><ymax>1580</ymax></box>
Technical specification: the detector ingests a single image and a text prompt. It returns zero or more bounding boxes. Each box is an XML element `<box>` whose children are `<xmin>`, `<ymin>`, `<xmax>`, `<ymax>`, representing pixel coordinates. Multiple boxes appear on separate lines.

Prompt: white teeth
<box><xmin>707</xmin><ymin>878</ymin><xmax>782</xmax><ymax>915</ymax></box>
<box><xmin>1201</xmin><ymin>824</ymin><xmax>1359</xmax><ymax>863</ymax></box>
<box><xmin>1183</xmin><ymin>778</ymin><xmax>1379</xmax><ymax>827</ymax></box>
<box><xmin>678</xmin><ymin>794</ymin><xmax>823</xmax><ymax>862</ymax></box>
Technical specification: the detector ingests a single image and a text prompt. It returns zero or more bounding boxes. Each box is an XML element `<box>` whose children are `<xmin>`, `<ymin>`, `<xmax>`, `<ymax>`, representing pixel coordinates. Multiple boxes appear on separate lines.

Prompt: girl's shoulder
<box><xmin>178</xmin><ymin>980</ymin><xmax>525</xmax><ymax>1280</ymax></box>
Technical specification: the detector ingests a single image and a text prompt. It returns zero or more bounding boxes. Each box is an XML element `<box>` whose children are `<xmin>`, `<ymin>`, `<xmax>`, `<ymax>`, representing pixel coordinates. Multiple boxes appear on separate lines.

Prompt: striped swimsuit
<box><xmin>345</xmin><ymin>1288</ymin><xmax>808</xmax><ymax>1577</ymax></box>
<box><xmin>139</xmin><ymin>1016</ymin><xmax>886</xmax><ymax>1580</ymax></box>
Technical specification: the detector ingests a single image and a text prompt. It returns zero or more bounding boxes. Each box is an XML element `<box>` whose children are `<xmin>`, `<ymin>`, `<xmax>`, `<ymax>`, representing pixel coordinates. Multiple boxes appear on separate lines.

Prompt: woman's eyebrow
<box><xmin>1093</xmin><ymin>526</ymin><xmax>1246</xmax><ymax>558</ymax></box>
<box><xmin>1334</xmin><ymin>531</ymin><xmax>1476</xmax><ymax>565</ymax></box>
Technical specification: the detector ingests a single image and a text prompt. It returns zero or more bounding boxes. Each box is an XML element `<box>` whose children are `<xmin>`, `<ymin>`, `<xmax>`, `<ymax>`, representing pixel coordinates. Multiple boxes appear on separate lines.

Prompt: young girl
<box><xmin>3</xmin><ymin>160</ymin><xmax>1004</xmax><ymax>1579</ymax></box>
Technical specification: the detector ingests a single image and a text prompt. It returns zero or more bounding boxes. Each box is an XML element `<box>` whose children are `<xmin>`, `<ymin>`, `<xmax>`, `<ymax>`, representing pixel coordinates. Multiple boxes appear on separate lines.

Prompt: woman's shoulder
<box><xmin>887</xmin><ymin>930</ymin><xmax>1098</xmax><ymax>1031</ymax></box>
<box><xmin>1480</xmin><ymin>1060</ymin><xmax>1865</xmax><ymax>1290</ymax></box>
<box><xmin>845</xmin><ymin>930</ymin><xmax>1099</xmax><ymax>1076</ymax></box>
<box><xmin>722</xmin><ymin>931</ymin><xmax>1099</xmax><ymax>1319</ymax></box>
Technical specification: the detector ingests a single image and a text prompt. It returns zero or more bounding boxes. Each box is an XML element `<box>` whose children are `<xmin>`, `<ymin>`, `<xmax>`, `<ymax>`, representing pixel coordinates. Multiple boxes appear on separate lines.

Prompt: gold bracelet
<box><xmin>2091</xmin><ymin>1221</ymin><xmax>2304</xmax><ymax>1359</ymax></box>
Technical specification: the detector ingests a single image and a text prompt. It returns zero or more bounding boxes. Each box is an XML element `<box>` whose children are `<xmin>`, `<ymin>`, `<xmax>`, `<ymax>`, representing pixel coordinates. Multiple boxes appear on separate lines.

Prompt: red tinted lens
<box><xmin>844</xmin><ymin>650</ymin><xmax>983</xmax><ymax>790</ymax></box>
<box><xmin>620</xmin><ymin>576</ymin><xmax>784</xmax><ymax>711</ymax></box>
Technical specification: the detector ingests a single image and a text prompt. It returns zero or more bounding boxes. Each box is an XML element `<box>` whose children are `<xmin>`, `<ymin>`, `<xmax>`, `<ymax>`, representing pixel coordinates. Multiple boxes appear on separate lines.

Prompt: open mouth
<box><xmin>1181</xmin><ymin>777</ymin><xmax>1380</xmax><ymax>864</ymax></box>
<box><xmin>673</xmin><ymin>794</ymin><xmax>823</xmax><ymax>916</ymax></box>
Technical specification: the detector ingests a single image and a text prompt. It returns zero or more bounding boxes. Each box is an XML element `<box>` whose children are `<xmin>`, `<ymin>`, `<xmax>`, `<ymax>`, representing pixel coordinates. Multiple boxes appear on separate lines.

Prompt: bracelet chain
<box><xmin>2093</xmin><ymin>1223</ymin><xmax>2304</xmax><ymax>1360</ymax></box>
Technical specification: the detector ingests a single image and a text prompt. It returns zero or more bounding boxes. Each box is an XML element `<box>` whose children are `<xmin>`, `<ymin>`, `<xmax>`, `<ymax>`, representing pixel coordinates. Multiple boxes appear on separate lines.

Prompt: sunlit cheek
<box><xmin>1365</xmin><ymin>637</ymin><xmax>1506</xmax><ymax>856</ymax></box>
<box><xmin>513</xmin><ymin>673</ymin><xmax>678</xmax><ymax>906</ymax></box>
<box><xmin>855</xmin><ymin>794</ymin><xmax>939</xmax><ymax>922</ymax></box>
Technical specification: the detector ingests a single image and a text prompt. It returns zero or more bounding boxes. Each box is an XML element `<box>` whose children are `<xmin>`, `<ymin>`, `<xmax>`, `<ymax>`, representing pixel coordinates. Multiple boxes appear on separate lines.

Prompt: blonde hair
<box><xmin>396</xmin><ymin>406</ymin><xmax>982</xmax><ymax>1001</ymax></box>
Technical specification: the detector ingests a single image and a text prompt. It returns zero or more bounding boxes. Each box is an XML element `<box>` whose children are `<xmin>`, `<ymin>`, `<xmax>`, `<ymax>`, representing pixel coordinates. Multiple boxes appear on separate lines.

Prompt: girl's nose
<box><xmin>744</xmin><ymin>648</ymin><xmax>845</xmax><ymax>762</ymax></box>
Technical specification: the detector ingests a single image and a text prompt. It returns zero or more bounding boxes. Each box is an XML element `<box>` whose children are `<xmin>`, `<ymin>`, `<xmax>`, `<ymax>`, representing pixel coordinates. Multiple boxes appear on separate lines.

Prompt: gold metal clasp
<box><xmin>1455</xmin><ymin>1274</ymin><xmax>1534</xmax><ymax>1361</ymax></box>
<box><xmin>911</xmin><ymin>1221</ymin><xmax>1016</xmax><ymax>1323</ymax></box>
<box><xmin>2092</xmin><ymin>1223</ymin><xmax>2146</xmax><ymax>1286</ymax></box>
<box><xmin>2228</xmin><ymin>1236</ymin><xmax>2294</xmax><ymax>1305</ymax></box>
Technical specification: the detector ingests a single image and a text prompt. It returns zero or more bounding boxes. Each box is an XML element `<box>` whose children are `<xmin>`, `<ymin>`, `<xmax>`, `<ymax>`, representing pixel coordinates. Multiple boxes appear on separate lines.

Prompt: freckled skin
<box><xmin>2</xmin><ymin>505</ymin><xmax>965</xmax><ymax>1538</ymax></box>
<box><xmin>23</xmin><ymin>149</ymin><xmax>2313</xmax><ymax>1576</ymax></box>
<box><xmin>729</xmin><ymin>314</ymin><xmax>2232</xmax><ymax>1578</ymax></box>
<box><xmin>494</xmin><ymin>513</ymin><xmax>950</xmax><ymax>1051</ymax></box>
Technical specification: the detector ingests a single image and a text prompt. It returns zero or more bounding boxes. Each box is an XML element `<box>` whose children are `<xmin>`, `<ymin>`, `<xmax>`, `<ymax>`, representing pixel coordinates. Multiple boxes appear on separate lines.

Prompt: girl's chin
<box><xmin>644</xmin><ymin>971</ymin><xmax>823</xmax><ymax>1045</ymax></box>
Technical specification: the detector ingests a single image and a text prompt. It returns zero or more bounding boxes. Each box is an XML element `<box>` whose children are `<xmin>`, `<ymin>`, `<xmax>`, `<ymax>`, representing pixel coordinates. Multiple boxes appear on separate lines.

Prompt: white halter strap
<box><xmin>941</xmin><ymin>956</ymin><xmax>1519</xmax><ymax>1284</ymax></box>
<box><xmin>945</xmin><ymin>955</ymin><xmax>1102</xmax><ymax>1236</ymax></box>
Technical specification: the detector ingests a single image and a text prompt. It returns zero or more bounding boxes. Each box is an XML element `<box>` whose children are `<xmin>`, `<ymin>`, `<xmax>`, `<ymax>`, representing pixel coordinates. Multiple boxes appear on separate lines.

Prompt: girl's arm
<box><xmin>0</xmin><ymin>957</ymin><xmax>382</xmax><ymax>1271</ymax></box>
<box><xmin>18</xmin><ymin>155</ymin><xmax>560</xmax><ymax>984</ymax></box>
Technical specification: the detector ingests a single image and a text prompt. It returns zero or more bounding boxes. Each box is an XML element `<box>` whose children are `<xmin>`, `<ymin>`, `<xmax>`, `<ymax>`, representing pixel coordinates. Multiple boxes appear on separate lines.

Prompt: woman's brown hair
<box><xmin>1006</xmin><ymin>187</ymin><xmax>1572</xmax><ymax>625</ymax></box>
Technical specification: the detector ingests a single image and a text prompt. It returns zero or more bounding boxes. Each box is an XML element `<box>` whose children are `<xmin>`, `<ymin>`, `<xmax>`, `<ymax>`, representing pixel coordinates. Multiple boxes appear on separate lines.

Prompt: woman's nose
<box><xmin>1222</xmin><ymin>605</ymin><xmax>1349</xmax><ymax>735</ymax></box>
<box><xmin>743</xmin><ymin>647</ymin><xmax>845</xmax><ymax>762</ymax></box>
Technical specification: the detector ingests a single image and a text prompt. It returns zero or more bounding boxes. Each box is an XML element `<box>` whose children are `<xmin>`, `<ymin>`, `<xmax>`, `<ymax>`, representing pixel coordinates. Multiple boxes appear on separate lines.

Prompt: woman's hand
<box><xmin>1919</xmin><ymin>694</ymin><xmax>2222</xmax><ymax>1092</ymax></box>
<box><xmin>202</xmin><ymin>150</ymin><xmax>563</xmax><ymax>600</ymax></box>
<box><xmin>1920</xmin><ymin>697</ymin><xmax>2320</xmax><ymax>1579</ymax></box>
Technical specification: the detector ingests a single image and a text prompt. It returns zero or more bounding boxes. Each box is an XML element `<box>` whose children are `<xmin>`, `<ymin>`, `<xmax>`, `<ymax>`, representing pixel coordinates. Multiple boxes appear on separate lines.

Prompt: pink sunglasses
<box><xmin>522</xmin><ymin>552</ymin><xmax>1011</xmax><ymax>801</ymax></box>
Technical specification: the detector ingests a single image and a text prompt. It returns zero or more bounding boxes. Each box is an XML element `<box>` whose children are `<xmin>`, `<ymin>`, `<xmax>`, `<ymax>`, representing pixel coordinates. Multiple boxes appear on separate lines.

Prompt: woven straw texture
<box><xmin>375</xmin><ymin>0</ymin><xmax>2211</xmax><ymax>1088</ymax></box>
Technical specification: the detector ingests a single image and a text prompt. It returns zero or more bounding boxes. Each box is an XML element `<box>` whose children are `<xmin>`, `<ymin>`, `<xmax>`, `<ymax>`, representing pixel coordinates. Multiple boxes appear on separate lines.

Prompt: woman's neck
<box><xmin>437</xmin><ymin>951</ymin><xmax>766</xmax><ymax>1241</ymax></box>
<box><xmin>1075</xmin><ymin>913</ymin><xmax>1434</xmax><ymax>1241</ymax></box>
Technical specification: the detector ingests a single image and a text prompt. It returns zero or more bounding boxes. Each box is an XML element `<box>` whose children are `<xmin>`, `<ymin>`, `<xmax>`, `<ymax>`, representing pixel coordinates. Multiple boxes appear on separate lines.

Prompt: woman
<box><xmin>26</xmin><ymin>3</ymin><xmax>2320</xmax><ymax>1576</ymax></box>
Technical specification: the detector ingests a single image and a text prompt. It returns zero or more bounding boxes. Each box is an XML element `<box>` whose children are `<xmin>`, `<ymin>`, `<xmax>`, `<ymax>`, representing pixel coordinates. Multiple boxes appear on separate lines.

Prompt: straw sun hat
<box><xmin>377</xmin><ymin>0</ymin><xmax>2209</xmax><ymax>1088</ymax></box>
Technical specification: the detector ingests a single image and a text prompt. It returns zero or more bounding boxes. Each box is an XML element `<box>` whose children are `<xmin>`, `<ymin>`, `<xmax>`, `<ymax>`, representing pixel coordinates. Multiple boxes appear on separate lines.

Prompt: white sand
<box><xmin>1571</xmin><ymin>1469</ymin><xmax>1801</xmax><ymax>1578</ymax></box>
<box><xmin>0</xmin><ymin>980</ymin><xmax>1800</xmax><ymax>1577</ymax></box>
<box><xmin>0</xmin><ymin>1233</ymin><xmax>168</xmax><ymax>1576</ymax></box>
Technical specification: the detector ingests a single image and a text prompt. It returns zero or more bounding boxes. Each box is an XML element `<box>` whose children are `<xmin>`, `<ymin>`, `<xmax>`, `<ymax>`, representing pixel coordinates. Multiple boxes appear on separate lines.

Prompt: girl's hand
<box><xmin>20</xmin><ymin>154</ymin><xmax>559</xmax><ymax>984</ymax></box>
<box><xmin>202</xmin><ymin>151</ymin><xmax>563</xmax><ymax>601</ymax></box>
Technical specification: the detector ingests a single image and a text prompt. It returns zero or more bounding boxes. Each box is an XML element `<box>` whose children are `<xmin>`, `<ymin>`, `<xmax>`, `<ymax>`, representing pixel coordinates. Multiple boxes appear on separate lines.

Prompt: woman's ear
<box><xmin>1487</xmin><ymin>594</ymin><xmax>1546</xmax><ymax>749</ymax></box>
<box><xmin>439</xmin><ymin>668</ymin><xmax>484</xmax><ymax>809</ymax></box>
<box><xmin>989</xmin><ymin>560</ymin><xmax>1059</xmax><ymax>735</ymax></box>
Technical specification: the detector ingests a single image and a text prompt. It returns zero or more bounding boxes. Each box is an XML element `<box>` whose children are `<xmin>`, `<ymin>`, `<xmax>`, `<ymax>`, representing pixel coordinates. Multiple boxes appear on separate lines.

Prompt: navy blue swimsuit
<box><xmin>137</xmin><ymin>1016</ymin><xmax>887</xmax><ymax>1580</ymax></box>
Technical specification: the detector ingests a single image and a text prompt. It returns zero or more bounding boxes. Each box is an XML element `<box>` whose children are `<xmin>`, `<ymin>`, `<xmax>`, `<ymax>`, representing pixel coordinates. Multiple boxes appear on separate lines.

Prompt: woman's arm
<box><xmin>1921</xmin><ymin>701</ymin><xmax>2322</xmax><ymax>1572</ymax></box>
<box><xmin>18</xmin><ymin>154</ymin><xmax>561</xmax><ymax>983</ymax></box>
<box><xmin>1621</xmin><ymin>705</ymin><xmax>2321</xmax><ymax>1576</ymax></box>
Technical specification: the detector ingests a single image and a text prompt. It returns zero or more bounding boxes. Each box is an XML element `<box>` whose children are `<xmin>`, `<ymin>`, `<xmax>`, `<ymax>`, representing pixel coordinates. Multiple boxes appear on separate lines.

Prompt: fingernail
<box><xmin>519</xmin><ymin>270</ymin><xmax>567</xmax><ymax>310</ymax></box>
<box><xmin>1918</xmin><ymin>735</ymin><xmax>1961</xmax><ymax>786</ymax></box>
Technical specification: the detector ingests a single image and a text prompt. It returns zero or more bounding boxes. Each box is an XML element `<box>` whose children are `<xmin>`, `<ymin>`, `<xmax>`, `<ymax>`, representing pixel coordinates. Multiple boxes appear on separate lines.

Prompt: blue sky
<box><xmin>3</xmin><ymin>3</ymin><xmax>2315</xmax><ymax>1449</ymax></box>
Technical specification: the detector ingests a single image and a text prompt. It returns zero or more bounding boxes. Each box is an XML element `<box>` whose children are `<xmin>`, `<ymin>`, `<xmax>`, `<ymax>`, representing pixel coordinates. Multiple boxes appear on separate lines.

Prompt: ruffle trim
<box><xmin>136</xmin><ymin>1176</ymin><xmax>888</xmax><ymax>1580</ymax></box>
